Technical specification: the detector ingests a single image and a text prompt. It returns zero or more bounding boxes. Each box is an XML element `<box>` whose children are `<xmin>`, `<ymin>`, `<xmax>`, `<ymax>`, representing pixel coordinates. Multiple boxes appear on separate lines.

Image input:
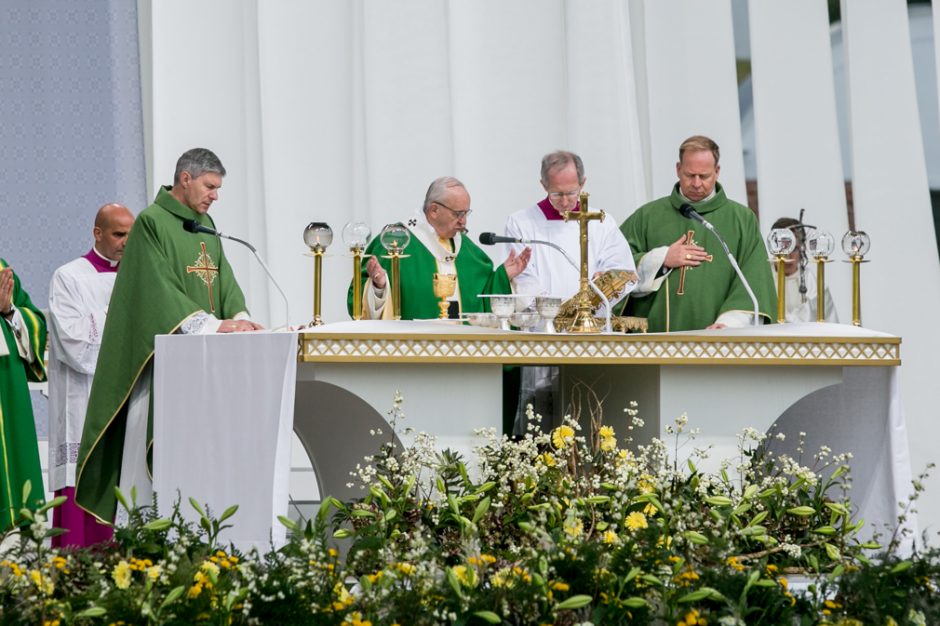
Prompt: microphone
<box><xmin>181</xmin><ymin>219</ymin><xmax>291</xmax><ymax>330</ymax></box>
<box><xmin>478</xmin><ymin>233</ymin><xmax>615</xmax><ymax>333</ymax></box>
<box><xmin>677</xmin><ymin>204</ymin><xmax>760</xmax><ymax>326</ymax></box>
<box><xmin>479</xmin><ymin>232</ymin><xmax>528</xmax><ymax>245</ymax></box>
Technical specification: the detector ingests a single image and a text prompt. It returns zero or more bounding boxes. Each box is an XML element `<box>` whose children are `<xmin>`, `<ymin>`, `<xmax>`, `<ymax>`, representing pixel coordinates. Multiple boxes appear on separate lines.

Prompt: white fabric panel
<box><xmin>638</xmin><ymin>0</ymin><xmax>746</xmax><ymax>205</ymax></box>
<box><xmin>747</xmin><ymin>0</ymin><xmax>851</xmax><ymax>311</ymax></box>
<box><xmin>150</xmin><ymin>0</ymin><xmax>270</xmax><ymax>324</ymax></box>
<box><xmin>153</xmin><ymin>331</ymin><xmax>297</xmax><ymax>552</ymax></box>
<box><xmin>841</xmin><ymin>0</ymin><xmax>940</xmax><ymax>534</ymax></box>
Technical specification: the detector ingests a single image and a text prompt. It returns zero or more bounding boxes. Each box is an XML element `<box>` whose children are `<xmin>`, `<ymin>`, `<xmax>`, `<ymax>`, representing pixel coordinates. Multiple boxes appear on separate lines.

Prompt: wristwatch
<box><xmin>1</xmin><ymin>306</ymin><xmax>13</xmax><ymax>318</ymax></box>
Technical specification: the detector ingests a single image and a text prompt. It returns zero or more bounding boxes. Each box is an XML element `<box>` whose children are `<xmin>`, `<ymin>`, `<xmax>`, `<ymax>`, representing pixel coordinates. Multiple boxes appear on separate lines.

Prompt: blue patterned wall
<box><xmin>0</xmin><ymin>1</ymin><xmax>146</xmax><ymax>437</ymax></box>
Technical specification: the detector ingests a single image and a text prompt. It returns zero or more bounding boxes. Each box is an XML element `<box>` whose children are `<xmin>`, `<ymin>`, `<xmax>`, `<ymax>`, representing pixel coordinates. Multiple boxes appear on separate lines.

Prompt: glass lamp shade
<box><xmin>379</xmin><ymin>223</ymin><xmax>411</xmax><ymax>252</ymax></box>
<box><xmin>806</xmin><ymin>229</ymin><xmax>836</xmax><ymax>259</ymax></box>
<box><xmin>342</xmin><ymin>222</ymin><xmax>371</xmax><ymax>249</ymax></box>
<box><xmin>766</xmin><ymin>228</ymin><xmax>797</xmax><ymax>255</ymax></box>
<box><xmin>303</xmin><ymin>222</ymin><xmax>333</xmax><ymax>250</ymax></box>
<box><xmin>841</xmin><ymin>230</ymin><xmax>871</xmax><ymax>257</ymax></box>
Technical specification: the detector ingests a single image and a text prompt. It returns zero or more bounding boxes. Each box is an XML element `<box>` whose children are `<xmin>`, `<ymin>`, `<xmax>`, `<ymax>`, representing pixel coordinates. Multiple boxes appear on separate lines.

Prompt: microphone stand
<box><xmin>191</xmin><ymin>224</ymin><xmax>292</xmax><ymax>330</ymax></box>
<box><xmin>696</xmin><ymin>223</ymin><xmax>760</xmax><ymax>327</ymax></box>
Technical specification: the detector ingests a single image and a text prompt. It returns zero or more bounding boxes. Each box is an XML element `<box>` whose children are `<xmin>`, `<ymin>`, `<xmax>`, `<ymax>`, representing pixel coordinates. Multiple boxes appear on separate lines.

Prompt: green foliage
<box><xmin>0</xmin><ymin>400</ymin><xmax>937</xmax><ymax>625</ymax></box>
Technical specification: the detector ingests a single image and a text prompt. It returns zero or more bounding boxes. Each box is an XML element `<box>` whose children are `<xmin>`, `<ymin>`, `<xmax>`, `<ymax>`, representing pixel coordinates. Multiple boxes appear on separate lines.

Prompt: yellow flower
<box><xmin>603</xmin><ymin>530</ymin><xmax>619</xmax><ymax>544</ymax></box>
<box><xmin>726</xmin><ymin>556</ymin><xmax>745</xmax><ymax>572</ymax></box>
<box><xmin>396</xmin><ymin>562</ymin><xmax>415</xmax><ymax>575</ymax></box>
<box><xmin>678</xmin><ymin>607</ymin><xmax>705</xmax><ymax>625</ymax></box>
<box><xmin>147</xmin><ymin>565</ymin><xmax>162</xmax><ymax>581</ymax></box>
<box><xmin>29</xmin><ymin>569</ymin><xmax>54</xmax><ymax>596</ymax></box>
<box><xmin>112</xmin><ymin>560</ymin><xmax>132</xmax><ymax>590</ymax></box>
<box><xmin>541</xmin><ymin>452</ymin><xmax>556</xmax><ymax>467</ymax></box>
<box><xmin>552</xmin><ymin>425</ymin><xmax>575</xmax><ymax>449</ymax></box>
<box><xmin>452</xmin><ymin>564</ymin><xmax>478</xmax><ymax>587</ymax></box>
<box><xmin>551</xmin><ymin>581</ymin><xmax>570</xmax><ymax>592</ymax></box>
<box><xmin>1</xmin><ymin>560</ymin><xmax>24</xmax><ymax>577</ymax></box>
<box><xmin>598</xmin><ymin>426</ymin><xmax>617</xmax><ymax>451</ymax></box>
<box><xmin>625</xmin><ymin>511</ymin><xmax>648</xmax><ymax>531</ymax></box>
<box><xmin>340</xmin><ymin>612</ymin><xmax>372</xmax><ymax>626</ymax></box>
<box><xmin>563</xmin><ymin>516</ymin><xmax>584</xmax><ymax>539</ymax></box>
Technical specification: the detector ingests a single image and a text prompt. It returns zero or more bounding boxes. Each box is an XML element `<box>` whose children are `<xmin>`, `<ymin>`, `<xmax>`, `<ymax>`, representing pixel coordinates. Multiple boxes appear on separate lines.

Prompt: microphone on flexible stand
<box><xmin>678</xmin><ymin>204</ymin><xmax>760</xmax><ymax>326</ymax></box>
<box><xmin>478</xmin><ymin>232</ymin><xmax>614</xmax><ymax>333</ymax></box>
<box><xmin>182</xmin><ymin>219</ymin><xmax>291</xmax><ymax>330</ymax></box>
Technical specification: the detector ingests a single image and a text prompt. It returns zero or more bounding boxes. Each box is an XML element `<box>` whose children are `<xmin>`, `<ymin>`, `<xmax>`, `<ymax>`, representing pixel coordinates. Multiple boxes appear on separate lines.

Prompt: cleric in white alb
<box><xmin>48</xmin><ymin>203</ymin><xmax>134</xmax><ymax>547</ymax></box>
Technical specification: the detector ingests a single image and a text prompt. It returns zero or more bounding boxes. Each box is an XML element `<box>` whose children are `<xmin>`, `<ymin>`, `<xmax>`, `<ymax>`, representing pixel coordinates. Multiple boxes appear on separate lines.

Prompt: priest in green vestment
<box><xmin>0</xmin><ymin>259</ymin><xmax>47</xmax><ymax>530</ymax></box>
<box><xmin>348</xmin><ymin>177</ymin><xmax>531</xmax><ymax>320</ymax></box>
<box><xmin>76</xmin><ymin>148</ymin><xmax>263</xmax><ymax>523</ymax></box>
<box><xmin>620</xmin><ymin>136</ymin><xmax>776</xmax><ymax>332</ymax></box>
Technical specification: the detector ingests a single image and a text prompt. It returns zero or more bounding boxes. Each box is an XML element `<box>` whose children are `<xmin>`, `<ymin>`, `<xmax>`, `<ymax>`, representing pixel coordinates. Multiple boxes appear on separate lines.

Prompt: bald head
<box><xmin>93</xmin><ymin>203</ymin><xmax>135</xmax><ymax>262</ymax></box>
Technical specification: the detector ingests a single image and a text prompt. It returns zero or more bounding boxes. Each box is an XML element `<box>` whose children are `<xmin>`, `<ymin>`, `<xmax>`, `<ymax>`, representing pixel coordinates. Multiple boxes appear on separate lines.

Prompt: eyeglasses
<box><xmin>433</xmin><ymin>201</ymin><xmax>472</xmax><ymax>219</ymax></box>
<box><xmin>548</xmin><ymin>189</ymin><xmax>581</xmax><ymax>200</ymax></box>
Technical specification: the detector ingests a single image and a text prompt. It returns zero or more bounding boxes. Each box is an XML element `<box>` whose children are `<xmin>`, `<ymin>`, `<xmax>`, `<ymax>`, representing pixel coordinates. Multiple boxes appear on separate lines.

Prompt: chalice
<box><xmin>432</xmin><ymin>273</ymin><xmax>457</xmax><ymax>319</ymax></box>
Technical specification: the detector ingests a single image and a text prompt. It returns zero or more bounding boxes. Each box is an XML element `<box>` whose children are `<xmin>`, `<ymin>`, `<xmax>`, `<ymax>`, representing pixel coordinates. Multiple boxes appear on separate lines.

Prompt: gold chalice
<box><xmin>432</xmin><ymin>273</ymin><xmax>457</xmax><ymax>319</ymax></box>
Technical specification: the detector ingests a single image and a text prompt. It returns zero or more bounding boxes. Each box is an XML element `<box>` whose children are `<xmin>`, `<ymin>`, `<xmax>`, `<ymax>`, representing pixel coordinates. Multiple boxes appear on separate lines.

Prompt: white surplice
<box><xmin>47</xmin><ymin>256</ymin><xmax>117</xmax><ymax>492</ymax></box>
<box><xmin>504</xmin><ymin>203</ymin><xmax>636</xmax><ymax>303</ymax></box>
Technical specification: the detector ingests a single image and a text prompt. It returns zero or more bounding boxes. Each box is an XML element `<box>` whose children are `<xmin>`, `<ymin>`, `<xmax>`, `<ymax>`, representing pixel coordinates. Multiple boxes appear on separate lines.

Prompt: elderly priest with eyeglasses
<box><xmin>348</xmin><ymin>176</ymin><xmax>532</xmax><ymax>320</ymax></box>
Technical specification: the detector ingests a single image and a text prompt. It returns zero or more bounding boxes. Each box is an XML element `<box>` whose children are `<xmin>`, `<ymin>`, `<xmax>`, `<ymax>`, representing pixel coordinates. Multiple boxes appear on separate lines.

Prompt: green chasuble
<box><xmin>620</xmin><ymin>183</ymin><xmax>776</xmax><ymax>332</ymax></box>
<box><xmin>0</xmin><ymin>259</ymin><xmax>47</xmax><ymax>530</ymax></box>
<box><xmin>347</xmin><ymin>222</ymin><xmax>512</xmax><ymax>320</ymax></box>
<box><xmin>76</xmin><ymin>187</ymin><xmax>247</xmax><ymax>521</ymax></box>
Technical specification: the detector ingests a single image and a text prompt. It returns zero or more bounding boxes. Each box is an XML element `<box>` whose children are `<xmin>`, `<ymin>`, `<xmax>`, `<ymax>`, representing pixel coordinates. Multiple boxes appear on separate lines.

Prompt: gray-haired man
<box><xmin>76</xmin><ymin>148</ymin><xmax>262</xmax><ymax>524</ymax></box>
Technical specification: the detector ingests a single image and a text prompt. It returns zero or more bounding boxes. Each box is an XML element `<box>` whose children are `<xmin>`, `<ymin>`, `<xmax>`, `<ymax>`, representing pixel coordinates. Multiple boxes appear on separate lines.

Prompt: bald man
<box><xmin>47</xmin><ymin>203</ymin><xmax>135</xmax><ymax>547</ymax></box>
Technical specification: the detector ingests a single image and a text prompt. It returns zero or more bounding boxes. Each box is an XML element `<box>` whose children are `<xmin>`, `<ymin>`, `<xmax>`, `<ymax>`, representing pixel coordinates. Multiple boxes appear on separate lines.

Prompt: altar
<box><xmin>152</xmin><ymin>321</ymin><xmax>909</xmax><ymax>550</ymax></box>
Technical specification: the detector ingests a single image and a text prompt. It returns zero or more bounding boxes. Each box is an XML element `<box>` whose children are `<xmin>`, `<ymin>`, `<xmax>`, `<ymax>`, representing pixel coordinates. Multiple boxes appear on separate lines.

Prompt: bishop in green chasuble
<box><xmin>0</xmin><ymin>259</ymin><xmax>47</xmax><ymax>530</ymax></box>
<box><xmin>76</xmin><ymin>185</ymin><xmax>249</xmax><ymax>522</ymax></box>
<box><xmin>348</xmin><ymin>177</ymin><xmax>530</xmax><ymax>320</ymax></box>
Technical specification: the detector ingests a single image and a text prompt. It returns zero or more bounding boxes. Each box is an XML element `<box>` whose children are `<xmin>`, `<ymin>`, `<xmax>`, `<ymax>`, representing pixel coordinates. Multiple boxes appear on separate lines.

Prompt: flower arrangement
<box><xmin>0</xmin><ymin>394</ymin><xmax>937</xmax><ymax>625</ymax></box>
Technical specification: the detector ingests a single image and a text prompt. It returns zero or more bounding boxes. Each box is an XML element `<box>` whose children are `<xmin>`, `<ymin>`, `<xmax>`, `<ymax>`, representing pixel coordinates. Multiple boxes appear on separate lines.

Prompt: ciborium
<box><xmin>842</xmin><ymin>230</ymin><xmax>871</xmax><ymax>327</ymax></box>
<box><xmin>303</xmin><ymin>222</ymin><xmax>332</xmax><ymax>326</ymax></box>
<box><xmin>432</xmin><ymin>273</ymin><xmax>457</xmax><ymax>319</ymax></box>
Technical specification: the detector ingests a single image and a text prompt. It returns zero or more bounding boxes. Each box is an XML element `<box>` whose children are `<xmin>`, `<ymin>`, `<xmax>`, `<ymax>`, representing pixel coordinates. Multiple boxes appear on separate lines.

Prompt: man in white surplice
<box><xmin>503</xmin><ymin>151</ymin><xmax>636</xmax><ymax>433</ymax></box>
<box><xmin>48</xmin><ymin>203</ymin><xmax>134</xmax><ymax>546</ymax></box>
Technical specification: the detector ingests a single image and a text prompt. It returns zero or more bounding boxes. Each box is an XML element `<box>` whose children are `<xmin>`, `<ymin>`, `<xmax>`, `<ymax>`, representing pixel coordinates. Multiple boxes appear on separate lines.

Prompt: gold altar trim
<box><xmin>298</xmin><ymin>331</ymin><xmax>900</xmax><ymax>366</ymax></box>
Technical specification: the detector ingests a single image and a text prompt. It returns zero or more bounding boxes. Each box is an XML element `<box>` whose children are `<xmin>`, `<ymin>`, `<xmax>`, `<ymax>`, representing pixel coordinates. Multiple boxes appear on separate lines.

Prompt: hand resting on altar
<box><xmin>218</xmin><ymin>319</ymin><xmax>264</xmax><ymax>333</ymax></box>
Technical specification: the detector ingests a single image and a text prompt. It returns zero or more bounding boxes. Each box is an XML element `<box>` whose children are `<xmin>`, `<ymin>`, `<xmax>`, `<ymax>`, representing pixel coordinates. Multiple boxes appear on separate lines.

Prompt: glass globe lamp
<box><xmin>379</xmin><ymin>223</ymin><xmax>411</xmax><ymax>253</ymax></box>
<box><xmin>766</xmin><ymin>228</ymin><xmax>797</xmax><ymax>256</ymax></box>
<box><xmin>343</xmin><ymin>222</ymin><xmax>371</xmax><ymax>321</ymax></box>
<box><xmin>842</xmin><ymin>230</ymin><xmax>871</xmax><ymax>327</ymax></box>
<box><xmin>303</xmin><ymin>222</ymin><xmax>332</xmax><ymax>326</ymax></box>
<box><xmin>806</xmin><ymin>229</ymin><xmax>836</xmax><ymax>259</ymax></box>
<box><xmin>842</xmin><ymin>230</ymin><xmax>870</xmax><ymax>258</ymax></box>
<box><xmin>303</xmin><ymin>222</ymin><xmax>333</xmax><ymax>252</ymax></box>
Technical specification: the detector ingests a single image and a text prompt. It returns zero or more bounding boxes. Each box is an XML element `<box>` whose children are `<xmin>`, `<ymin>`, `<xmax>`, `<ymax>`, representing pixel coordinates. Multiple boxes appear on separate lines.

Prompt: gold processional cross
<box><xmin>562</xmin><ymin>192</ymin><xmax>606</xmax><ymax>333</ymax></box>
<box><xmin>676</xmin><ymin>230</ymin><xmax>713</xmax><ymax>296</ymax></box>
<box><xmin>186</xmin><ymin>241</ymin><xmax>220</xmax><ymax>312</ymax></box>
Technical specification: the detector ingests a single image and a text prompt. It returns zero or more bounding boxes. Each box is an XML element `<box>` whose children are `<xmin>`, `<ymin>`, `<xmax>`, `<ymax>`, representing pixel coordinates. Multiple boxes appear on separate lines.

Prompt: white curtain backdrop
<box><xmin>841</xmin><ymin>0</ymin><xmax>940</xmax><ymax>537</ymax></box>
<box><xmin>640</xmin><ymin>0</ymin><xmax>747</xmax><ymax>201</ymax></box>
<box><xmin>139</xmin><ymin>0</ymin><xmax>940</xmax><ymax>535</ymax></box>
<box><xmin>748</xmin><ymin>0</ymin><xmax>852</xmax><ymax>314</ymax></box>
